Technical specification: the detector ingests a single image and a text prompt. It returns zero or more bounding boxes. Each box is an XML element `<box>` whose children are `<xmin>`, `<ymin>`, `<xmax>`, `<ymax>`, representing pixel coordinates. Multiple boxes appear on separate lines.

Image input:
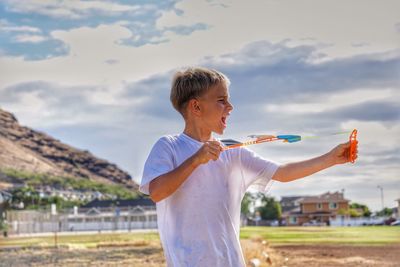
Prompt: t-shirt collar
<box><xmin>180</xmin><ymin>132</ymin><xmax>218</xmax><ymax>146</ymax></box>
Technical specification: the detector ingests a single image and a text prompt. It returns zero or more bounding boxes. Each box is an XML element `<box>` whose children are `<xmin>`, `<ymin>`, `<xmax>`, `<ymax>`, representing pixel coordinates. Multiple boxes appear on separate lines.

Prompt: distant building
<box><xmin>0</xmin><ymin>190</ymin><xmax>12</xmax><ymax>218</ymax></box>
<box><xmin>0</xmin><ymin>190</ymin><xmax>12</xmax><ymax>205</ymax></box>
<box><xmin>6</xmin><ymin>197</ymin><xmax>157</xmax><ymax>235</ymax></box>
<box><xmin>395</xmin><ymin>199</ymin><xmax>400</xmax><ymax>219</ymax></box>
<box><xmin>280</xmin><ymin>196</ymin><xmax>308</xmax><ymax>214</ymax></box>
<box><xmin>281</xmin><ymin>191</ymin><xmax>350</xmax><ymax>226</ymax></box>
<box><xmin>81</xmin><ymin>197</ymin><xmax>155</xmax><ymax>211</ymax></box>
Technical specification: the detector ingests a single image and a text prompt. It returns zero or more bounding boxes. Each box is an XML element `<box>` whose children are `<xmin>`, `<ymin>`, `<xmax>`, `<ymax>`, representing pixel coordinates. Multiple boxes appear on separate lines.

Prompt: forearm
<box><xmin>149</xmin><ymin>154</ymin><xmax>200</xmax><ymax>202</ymax></box>
<box><xmin>272</xmin><ymin>152</ymin><xmax>335</xmax><ymax>183</ymax></box>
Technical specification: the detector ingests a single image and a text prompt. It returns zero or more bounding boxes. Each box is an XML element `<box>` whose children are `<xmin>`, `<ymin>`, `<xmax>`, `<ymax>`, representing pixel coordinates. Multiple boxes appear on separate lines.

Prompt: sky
<box><xmin>0</xmin><ymin>0</ymin><xmax>399</xmax><ymax>212</ymax></box>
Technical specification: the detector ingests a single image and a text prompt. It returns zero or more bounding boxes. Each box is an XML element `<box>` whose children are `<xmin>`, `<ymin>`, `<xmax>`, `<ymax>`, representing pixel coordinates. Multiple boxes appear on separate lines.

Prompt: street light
<box><xmin>377</xmin><ymin>185</ymin><xmax>384</xmax><ymax>210</ymax></box>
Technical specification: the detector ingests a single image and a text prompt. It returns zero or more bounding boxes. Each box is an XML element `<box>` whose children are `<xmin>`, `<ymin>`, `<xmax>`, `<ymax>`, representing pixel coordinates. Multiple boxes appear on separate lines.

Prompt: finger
<box><xmin>206</xmin><ymin>142</ymin><xmax>222</xmax><ymax>152</ymax></box>
<box><xmin>208</xmin><ymin>141</ymin><xmax>224</xmax><ymax>151</ymax></box>
<box><xmin>203</xmin><ymin>143</ymin><xmax>219</xmax><ymax>154</ymax></box>
<box><xmin>209</xmin><ymin>145</ymin><xmax>222</xmax><ymax>155</ymax></box>
<box><xmin>344</xmin><ymin>141</ymin><xmax>351</xmax><ymax>148</ymax></box>
<box><xmin>207</xmin><ymin>148</ymin><xmax>220</xmax><ymax>159</ymax></box>
<box><xmin>205</xmin><ymin>149</ymin><xmax>219</xmax><ymax>161</ymax></box>
<box><xmin>209</xmin><ymin>151</ymin><xmax>221</xmax><ymax>161</ymax></box>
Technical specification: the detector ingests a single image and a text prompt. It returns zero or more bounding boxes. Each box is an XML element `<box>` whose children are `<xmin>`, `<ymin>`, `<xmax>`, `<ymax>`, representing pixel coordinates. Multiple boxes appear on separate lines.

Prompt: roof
<box><xmin>81</xmin><ymin>197</ymin><xmax>155</xmax><ymax>209</ymax></box>
<box><xmin>0</xmin><ymin>190</ymin><xmax>12</xmax><ymax>203</ymax></box>
<box><xmin>284</xmin><ymin>210</ymin><xmax>334</xmax><ymax>217</ymax></box>
<box><xmin>280</xmin><ymin>196</ymin><xmax>305</xmax><ymax>203</ymax></box>
<box><xmin>299</xmin><ymin>191</ymin><xmax>349</xmax><ymax>204</ymax></box>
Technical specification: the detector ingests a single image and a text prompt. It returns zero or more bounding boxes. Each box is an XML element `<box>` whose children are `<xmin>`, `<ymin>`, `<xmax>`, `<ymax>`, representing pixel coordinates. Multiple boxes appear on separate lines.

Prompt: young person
<box><xmin>140</xmin><ymin>67</ymin><xmax>357</xmax><ymax>266</ymax></box>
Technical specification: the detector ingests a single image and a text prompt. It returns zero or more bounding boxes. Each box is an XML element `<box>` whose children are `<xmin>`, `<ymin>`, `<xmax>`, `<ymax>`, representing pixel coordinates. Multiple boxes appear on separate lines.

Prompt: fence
<box><xmin>6</xmin><ymin>206</ymin><xmax>157</xmax><ymax>235</ymax></box>
<box><xmin>329</xmin><ymin>216</ymin><xmax>388</xmax><ymax>226</ymax></box>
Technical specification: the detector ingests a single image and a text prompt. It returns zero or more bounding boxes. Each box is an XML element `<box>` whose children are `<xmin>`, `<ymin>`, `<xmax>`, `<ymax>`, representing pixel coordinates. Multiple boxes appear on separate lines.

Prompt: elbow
<box><xmin>150</xmin><ymin>193</ymin><xmax>162</xmax><ymax>203</ymax></box>
<box><xmin>272</xmin><ymin>167</ymin><xmax>289</xmax><ymax>183</ymax></box>
<box><xmin>149</xmin><ymin>191</ymin><xmax>157</xmax><ymax>202</ymax></box>
<box><xmin>149</xmin><ymin>182</ymin><xmax>164</xmax><ymax>203</ymax></box>
<box><xmin>149</xmin><ymin>188</ymin><xmax>161</xmax><ymax>203</ymax></box>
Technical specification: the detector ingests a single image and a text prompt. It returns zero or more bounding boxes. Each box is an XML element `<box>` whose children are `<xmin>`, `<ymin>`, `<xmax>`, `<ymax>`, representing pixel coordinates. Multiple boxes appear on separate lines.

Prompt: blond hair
<box><xmin>170</xmin><ymin>67</ymin><xmax>230</xmax><ymax>116</ymax></box>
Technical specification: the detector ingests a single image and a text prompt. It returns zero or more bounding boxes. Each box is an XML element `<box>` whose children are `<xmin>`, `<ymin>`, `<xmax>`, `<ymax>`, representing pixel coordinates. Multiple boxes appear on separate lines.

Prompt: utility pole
<box><xmin>377</xmin><ymin>185</ymin><xmax>384</xmax><ymax>210</ymax></box>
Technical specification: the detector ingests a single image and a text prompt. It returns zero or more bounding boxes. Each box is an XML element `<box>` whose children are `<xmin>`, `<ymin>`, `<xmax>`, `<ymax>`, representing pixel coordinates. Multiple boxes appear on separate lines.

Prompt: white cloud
<box><xmin>14</xmin><ymin>34</ymin><xmax>48</xmax><ymax>43</ymax></box>
<box><xmin>341</xmin><ymin>120</ymin><xmax>400</xmax><ymax>152</ymax></box>
<box><xmin>0</xmin><ymin>22</ymin><xmax>215</xmax><ymax>90</ymax></box>
<box><xmin>1</xmin><ymin>0</ymin><xmax>399</xmax><ymax>90</ymax></box>
<box><xmin>4</xmin><ymin>0</ymin><xmax>140</xmax><ymax>19</ymax></box>
<box><xmin>157</xmin><ymin>0</ymin><xmax>400</xmax><ymax>59</ymax></box>
<box><xmin>1</xmin><ymin>26</ymin><xmax>42</xmax><ymax>33</ymax></box>
<box><xmin>265</xmin><ymin>88</ymin><xmax>398</xmax><ymax>114</ymax></box>
<box><xmin>0</xmin><ymin>19</ymin><xmax>42</xmax><ymax>33</ymax></box>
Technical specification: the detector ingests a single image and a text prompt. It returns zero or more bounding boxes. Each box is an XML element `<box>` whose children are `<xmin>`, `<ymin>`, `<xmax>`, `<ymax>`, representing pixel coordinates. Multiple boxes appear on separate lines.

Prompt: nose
<box><xmin>227</xmin><ymin>100</ymin><xmax>234</xmax><ymax>111</ymax></box>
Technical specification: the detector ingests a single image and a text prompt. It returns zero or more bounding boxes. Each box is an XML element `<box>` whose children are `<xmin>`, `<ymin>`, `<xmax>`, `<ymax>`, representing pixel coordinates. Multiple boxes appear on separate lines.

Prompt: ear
<box><xmin>188</xmin><ymin>99</ymin><xmax>201</xmax><ymax>116</ymax></box>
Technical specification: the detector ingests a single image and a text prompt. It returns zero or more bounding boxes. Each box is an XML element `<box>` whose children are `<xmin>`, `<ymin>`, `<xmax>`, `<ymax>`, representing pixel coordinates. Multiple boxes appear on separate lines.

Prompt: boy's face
<box><xmin>196</xmin><ymin>82</ymin><xmax>233</xmax><ymax>135</ymax></box>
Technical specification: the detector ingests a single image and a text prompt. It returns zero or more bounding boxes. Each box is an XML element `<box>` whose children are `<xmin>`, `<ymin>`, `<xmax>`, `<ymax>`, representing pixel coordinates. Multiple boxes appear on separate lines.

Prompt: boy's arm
<box><xmin>272</xmin><ymin>141</ymin><xmax>358</xmax><ymax>182</ymax></box>
<box><xmin>149</xmin><ymin>141</ymin><xmax>223</xmax><ymax>202</ymax></box>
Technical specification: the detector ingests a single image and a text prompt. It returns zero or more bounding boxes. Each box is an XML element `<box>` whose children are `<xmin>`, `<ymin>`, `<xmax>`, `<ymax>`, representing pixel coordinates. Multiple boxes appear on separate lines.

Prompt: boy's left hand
<box><xmin>330</xmin><ymin>141</ymin><xmax>358</xmax><ymax>164</ymax></box>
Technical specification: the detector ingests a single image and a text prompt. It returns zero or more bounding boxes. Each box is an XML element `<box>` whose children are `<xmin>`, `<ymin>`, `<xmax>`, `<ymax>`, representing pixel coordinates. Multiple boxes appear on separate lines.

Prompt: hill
<box><xmin>0</xmin><ymin>108</ymin><xmax>137</xmax><ymax>190</ymax></box>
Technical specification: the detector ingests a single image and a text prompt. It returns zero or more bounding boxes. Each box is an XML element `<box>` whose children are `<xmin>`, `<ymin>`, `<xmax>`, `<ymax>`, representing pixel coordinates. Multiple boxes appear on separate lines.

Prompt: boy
<box><xmin>140</xmin><ymin>67</ymin><xmax>357</xmax><ymax>266</ymax></box>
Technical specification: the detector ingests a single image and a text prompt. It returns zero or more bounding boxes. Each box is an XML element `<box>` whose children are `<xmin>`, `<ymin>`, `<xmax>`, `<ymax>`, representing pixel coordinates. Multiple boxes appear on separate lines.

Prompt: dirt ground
<box><xmin>0</xmin><ymin>239</ymin><xmax>399</xmax><ymax>267</ymax></box>
<box><xmin>271</xmin><ymin>244</ymin><xmax>400</xmax><ymax>267</ymax></box>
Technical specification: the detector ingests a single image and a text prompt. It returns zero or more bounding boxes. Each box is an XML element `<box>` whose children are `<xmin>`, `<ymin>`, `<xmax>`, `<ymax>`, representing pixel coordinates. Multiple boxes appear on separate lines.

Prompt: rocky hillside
<box><xmin>0</xmin><ymin>108</ymin><xmax>137</xmax><ymax>189</ymax></box>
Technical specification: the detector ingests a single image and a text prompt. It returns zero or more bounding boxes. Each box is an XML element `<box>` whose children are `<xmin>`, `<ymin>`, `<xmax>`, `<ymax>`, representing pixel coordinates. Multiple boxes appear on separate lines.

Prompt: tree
<box><xmin>0</xmin><ymin>219</ymin><xmax>8</xmax><ymax>237</ymax></box>
<box><xmin>376</xmin><ymin>207</ymin><xmax>393</xmax><ymax>217</ymax></box>
<box><xmin>241</xmin><ymin>192</ymin><xmax>254</xmax><ymax>216</ymax></box>
<box><xmin>350</xmin><ymin>203</ymin><xmax>371</xmax><ymax>217</ymax></box>
<box><xmin>256</xmin><ymin>195</ymin><xmax>281</xmax><ymax>220</ymax></box>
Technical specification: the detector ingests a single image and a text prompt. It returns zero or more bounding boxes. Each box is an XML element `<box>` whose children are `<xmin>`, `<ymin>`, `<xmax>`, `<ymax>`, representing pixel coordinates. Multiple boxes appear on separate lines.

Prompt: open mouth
<box><xmin>221</xmin><ymin>116</ymin><xmax>227</xmax><ymax>126</ymax></box>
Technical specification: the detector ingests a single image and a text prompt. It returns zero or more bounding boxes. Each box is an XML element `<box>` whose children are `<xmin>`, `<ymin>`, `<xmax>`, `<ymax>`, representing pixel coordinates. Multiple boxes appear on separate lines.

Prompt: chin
<box><xmin>215</xmin><ymin>128</ymin><xmax>225</xmax><ymax>135</ymax></box>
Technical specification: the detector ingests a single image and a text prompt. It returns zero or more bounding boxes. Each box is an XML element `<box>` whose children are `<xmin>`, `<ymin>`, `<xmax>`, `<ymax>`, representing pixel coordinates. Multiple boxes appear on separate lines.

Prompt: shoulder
<box><xmin>155</xmin><ymin>134</ymin><xmax>179</xmax><ymax>145</ymax></box>
<box><xmin>151</xmin><ymin>134</ymin><xmax>182</xmax><ymax>152</ymax></box>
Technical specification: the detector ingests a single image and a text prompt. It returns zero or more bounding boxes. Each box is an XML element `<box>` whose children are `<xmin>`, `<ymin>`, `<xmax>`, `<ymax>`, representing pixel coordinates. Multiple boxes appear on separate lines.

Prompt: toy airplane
<box><xmin>221</xmin><ymin>129</ymin><xmax>358</xmax><ymax>163</ymax></box>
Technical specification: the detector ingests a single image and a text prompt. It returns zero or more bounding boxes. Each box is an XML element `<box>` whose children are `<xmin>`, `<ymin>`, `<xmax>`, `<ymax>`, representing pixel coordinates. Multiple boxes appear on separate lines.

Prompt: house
<box><xmin>282</xmin><ymin>191</ymin><xmax>350</xmax><ymax>226</ymax></box>
<box><xmin>0</xmin><ymin>190</ymin><xmax>12</xmax><ymax>218</ymax></box>
<box><xmin>0</xmin><ymin>190</ymin><xmax>12</xmax><ymax>205</ymax></box>
<box><xmin>280</xmin><ymin>196</ymin><xmax>307</xmax><ymax>213</ymax></box>
<box><xmin>67</xmin><ymin>197</ymin><xmax>157</xmax><ymax>232</ymax></box>
<box><xmin>394</xmin><ymin>199</ymin><xmax>400</xmax><ymax>219</ymax></box>
<box><xmin>81</xmin><ymin>197</ymin><xmax>155</xmax><ymax>212</ymax></box>
<box><xmin>6</xmin><ymin>197</ymin><xmax>158</xmax><ymax>235</ymax></box>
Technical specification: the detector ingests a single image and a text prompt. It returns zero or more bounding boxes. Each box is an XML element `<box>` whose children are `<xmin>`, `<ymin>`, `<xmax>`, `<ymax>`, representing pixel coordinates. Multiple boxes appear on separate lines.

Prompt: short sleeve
<box><xmin>239</xmin><ymin>147</ymin><xmax>280</xmax><ymax>192</ymax></box>
<box><xmin>140</xmin><ymin>137</ymin><xmax>175</xmax><ymax>195</ymax></box>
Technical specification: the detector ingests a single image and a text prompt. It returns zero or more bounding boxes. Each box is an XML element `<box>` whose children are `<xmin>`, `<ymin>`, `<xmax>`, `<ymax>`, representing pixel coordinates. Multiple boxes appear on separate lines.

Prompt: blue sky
<box><xmin>0</xmin><ymin>0</ymin><xmax>399</xmax><ymax>211</ymax></box>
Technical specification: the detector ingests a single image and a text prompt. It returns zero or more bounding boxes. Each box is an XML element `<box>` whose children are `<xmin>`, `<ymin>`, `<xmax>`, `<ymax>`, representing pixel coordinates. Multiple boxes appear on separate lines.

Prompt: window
<box><xmin>85</xmin><ymin>218</ymin><xmax>99</xmax><ymax>223</ymax></box>
<box><xmin>316</xmin><ymin>203</ymin><xmax>322</xmax><ymax>210</ymax></box>
<box><xmin>329</xmin><ymin>202</ymin><xmax>338</xmax><ymax>209</ymax></box>
<box><xmin>289</xmin><ymin>217</ymin><xmax>297</xmax><ymax>224</ymax></box>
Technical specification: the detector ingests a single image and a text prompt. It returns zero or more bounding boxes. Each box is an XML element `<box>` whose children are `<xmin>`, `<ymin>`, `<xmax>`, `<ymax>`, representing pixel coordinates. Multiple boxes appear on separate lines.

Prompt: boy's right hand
<box><xmin>194</xmin><ymin>141</ymin><xmax>223</xmax><ymax>165</ymax></box>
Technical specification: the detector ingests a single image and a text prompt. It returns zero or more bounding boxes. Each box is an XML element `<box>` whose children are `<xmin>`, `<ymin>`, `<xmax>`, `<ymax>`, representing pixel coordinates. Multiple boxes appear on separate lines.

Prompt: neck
<box><xmin>183</xmin><ymin>120</ymin><xmax>212</xmax><ymax>142</ymax></box>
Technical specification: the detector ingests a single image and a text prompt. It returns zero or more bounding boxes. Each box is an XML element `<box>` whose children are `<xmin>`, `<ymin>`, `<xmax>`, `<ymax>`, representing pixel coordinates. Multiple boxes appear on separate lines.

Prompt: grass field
<box><xmin>1</xmin><ymin>227</ymin><xmax>399</xmax><ymax>266</ymax></box>
<box><xmin>1</xmin><ymin>226</ymin><xmax>399</xmax><ymax>248</ymax></box>
<box><xmin>240</xmin><ymin>226</ymin><xmax>400</xmax><ymax>245</ymax></box>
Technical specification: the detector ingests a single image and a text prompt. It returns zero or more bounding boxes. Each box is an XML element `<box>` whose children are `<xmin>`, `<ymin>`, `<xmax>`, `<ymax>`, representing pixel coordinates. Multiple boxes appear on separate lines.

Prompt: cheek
<box><xmin>217</xmin><ymin>103</ymin><xmax>225</xmax><ymax>110</ymax></box>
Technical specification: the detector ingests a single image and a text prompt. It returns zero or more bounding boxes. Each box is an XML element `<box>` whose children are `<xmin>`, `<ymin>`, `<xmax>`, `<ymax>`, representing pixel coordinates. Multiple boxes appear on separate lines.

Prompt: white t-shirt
<box><xmin>140</xmin><ymin>133</ymin><xmax>280</xmax><ymax>267</ymax></box>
